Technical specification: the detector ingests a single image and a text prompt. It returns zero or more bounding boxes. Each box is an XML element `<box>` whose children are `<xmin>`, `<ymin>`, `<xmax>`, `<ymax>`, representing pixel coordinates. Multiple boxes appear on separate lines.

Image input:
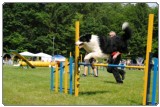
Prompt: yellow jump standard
<box><xmin>74</xmin><ymin>14</ymin><xmax>154</xmax><ymax>105</ymax></box>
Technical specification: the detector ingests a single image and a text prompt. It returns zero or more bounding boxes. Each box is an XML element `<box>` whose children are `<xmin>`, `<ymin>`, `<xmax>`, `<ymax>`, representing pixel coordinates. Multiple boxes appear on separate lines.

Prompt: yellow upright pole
<box><xmin>75</xmin><ymin>21</ymin><xmax>80</xmax><ymax>96</ymax></box>
<box><xmin>70</xmin><ymin>52</ymin><xmax>72</xmax><ymax>57</ymax></box>
<box><xmin>143</xmin><ymin>14</ymin><xmax>154</xmax><ymax>105</ymax></box>
<box><xmin>55</xmin><ymin>64</ymin><xmax>59</xmax><ymax>92</ymax></box>
<box><xmin>64</xmin><ymin>59</ymin><xmax>68</xmax><ymax>94</ymax></box>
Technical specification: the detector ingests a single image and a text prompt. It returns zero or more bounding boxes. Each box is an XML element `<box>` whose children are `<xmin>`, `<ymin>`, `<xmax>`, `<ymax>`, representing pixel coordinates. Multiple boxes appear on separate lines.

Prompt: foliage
<box><xmin>3</xmin><ymin>3</ymin><xmax>158</xmax><ymax>58</ymax></box>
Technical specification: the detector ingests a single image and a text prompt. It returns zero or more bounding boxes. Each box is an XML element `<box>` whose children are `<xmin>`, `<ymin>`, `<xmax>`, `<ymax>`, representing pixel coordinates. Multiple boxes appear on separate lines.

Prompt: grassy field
<box><xmin>2</xmin><ymin>65</ymin><xmax>158</xmax><ymax>106</ymax></box>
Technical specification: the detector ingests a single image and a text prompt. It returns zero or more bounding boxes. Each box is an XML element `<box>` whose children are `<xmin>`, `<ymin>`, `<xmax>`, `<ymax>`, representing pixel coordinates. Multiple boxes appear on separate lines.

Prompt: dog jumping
<box><xmin>75</xmin><ymin>22</ymin><xmax>132</xmax><ymax>61</ymax></box>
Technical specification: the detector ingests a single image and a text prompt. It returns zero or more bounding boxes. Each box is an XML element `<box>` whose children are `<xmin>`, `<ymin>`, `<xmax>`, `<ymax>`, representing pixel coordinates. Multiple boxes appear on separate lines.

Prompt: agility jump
<box><xmin>10</xmin><ymin>50</ymin><xmax>35</xmax><ymax>68</ymax></box>
<box><xmin>74</xmin><ymin>14</ymin><xmax>158</xmax><ymax>105</ymax></box>
<box><xmin>50</xmin><ymin>14</ymin><xmax>158</xmax><ymax>105</ymax></box>
<box><xmin>50</xmin><ymin>56</ymin><xmax>73</xmax><ymax>95</ymax></box>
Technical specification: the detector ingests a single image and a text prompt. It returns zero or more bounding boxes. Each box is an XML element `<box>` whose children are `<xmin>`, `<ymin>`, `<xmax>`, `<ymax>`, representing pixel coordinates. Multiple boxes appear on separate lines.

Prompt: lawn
<box><xmin>2</xmin><ymin>65</ymin><xmax>158</xmax><ymax>105</ymax></box>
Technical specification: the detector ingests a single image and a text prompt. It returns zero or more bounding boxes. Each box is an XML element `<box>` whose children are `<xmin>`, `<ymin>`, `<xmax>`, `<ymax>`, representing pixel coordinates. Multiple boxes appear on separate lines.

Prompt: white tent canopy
<box><xmin>19</xmin><ymin>51</ymin><xmax>36</xmax><ymax>56</ymax></box>
<box><xmin>35</xmin><ymin>52</ymin><xmax>52</xmax><ymax>57</ymax></box>
<box><xmin>19</xmin><ymin>51</ymin><xmax>52</xmax><ymax>62</ymax></box>
<box><xmin>35</xmin><ymin>52</ymin><xmax>52</xmax><ymax>62</ymax></box>
<box><xmin>19</xmin><ymin>52</ymin><xmax>66</xmax><ymax>62</ymax></box>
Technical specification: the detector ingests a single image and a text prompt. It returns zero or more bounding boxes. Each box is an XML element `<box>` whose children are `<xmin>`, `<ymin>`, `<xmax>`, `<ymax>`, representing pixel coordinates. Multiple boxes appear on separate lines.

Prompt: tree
<box><xmin>3</xmin><ymin>3</ymin><xmax>158</xmax><ymax>58</ymax></box>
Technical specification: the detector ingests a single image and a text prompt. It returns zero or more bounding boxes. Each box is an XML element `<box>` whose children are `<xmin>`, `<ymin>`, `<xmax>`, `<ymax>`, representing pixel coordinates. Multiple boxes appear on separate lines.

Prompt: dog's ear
<box><xmin>84</xmin><ymin>33</ymin><xmax>92</xmax><ymax>42</ymax></box>
<box><xmin>80</xmin><ymin>33</ymin><xmax>92</xmax><ymax>42</ymax></box>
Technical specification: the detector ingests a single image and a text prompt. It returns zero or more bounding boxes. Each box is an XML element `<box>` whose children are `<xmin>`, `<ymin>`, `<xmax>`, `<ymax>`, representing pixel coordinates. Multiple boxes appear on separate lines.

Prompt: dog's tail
<box><xmin>122</xmin><ymin>22</ymin><xmax>132</xmax><ymax>40</ymax></box>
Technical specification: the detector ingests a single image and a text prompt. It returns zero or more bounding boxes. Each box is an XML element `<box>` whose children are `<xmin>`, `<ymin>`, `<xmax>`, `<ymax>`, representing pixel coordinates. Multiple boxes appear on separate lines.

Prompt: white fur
<box><xmin>76</xmin><ymin>35</ymin><xmax>109</xmax><ymax>60</ymax></box>
<box><xmin>122</xmin><ymin>22</ymin><xmax>129</xmax><ymax>30</ymax></box>
<box><xmin>84</xmin><ymin>35</ymin><xmax>101</xmax><ymax>52</ymax></box>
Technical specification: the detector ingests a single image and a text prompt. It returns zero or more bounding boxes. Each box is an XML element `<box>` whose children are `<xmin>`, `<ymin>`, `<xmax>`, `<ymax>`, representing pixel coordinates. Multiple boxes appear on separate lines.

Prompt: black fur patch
<box><xmin>79</xmin><ymin>34</ymin><xmax>92</xmax><ymax>42</ymax></box>
<box><xmin>98</xmin><ymin>36</ymin><xmax>112</xmax><ymax>54</ymax></box>
<box><xmin>79</xmin><ymin>22</ymin><xmax>132</xmax><ymax>57</ymax></box>
<box><xmin>98</xmin><ymin>25</ymin><xmax>132</xmax><ymax>54</ymax></box>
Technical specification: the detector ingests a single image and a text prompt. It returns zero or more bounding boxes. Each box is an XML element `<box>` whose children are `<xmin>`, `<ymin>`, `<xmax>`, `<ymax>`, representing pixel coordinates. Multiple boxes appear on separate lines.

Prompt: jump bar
<box><xmin>78</xmin><ymin>63</ymin><xmax>145</xmax><ymax>69</ymax></box>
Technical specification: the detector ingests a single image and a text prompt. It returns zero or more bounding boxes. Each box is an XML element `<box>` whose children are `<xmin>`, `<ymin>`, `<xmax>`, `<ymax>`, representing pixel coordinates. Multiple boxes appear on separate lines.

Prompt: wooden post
<box><xmin>55</xmin><ymin>64</ymin><xmax>59</xmax><ymax>92</ymax></box>
<box><xmin>143</xmin><ymin>14</ymin><xmax>154</xmax><ymax>105</ymax></box>
<box><xmin>75</xmin><ymin>21</ymin><xmax>80</xmax><ymax>96</ymax></box>
<box><xmin>64</xmin><ymin>59</ymin><xmax>68</xmax><ymax>94</ymax></box>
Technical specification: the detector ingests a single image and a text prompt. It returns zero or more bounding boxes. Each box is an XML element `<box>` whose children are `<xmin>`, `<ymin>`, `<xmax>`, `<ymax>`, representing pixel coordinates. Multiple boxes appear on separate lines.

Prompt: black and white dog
<box><xmin>75</xmin><ymin>22</ymin><xmax>132</xmax><ymax>61</ymax></box>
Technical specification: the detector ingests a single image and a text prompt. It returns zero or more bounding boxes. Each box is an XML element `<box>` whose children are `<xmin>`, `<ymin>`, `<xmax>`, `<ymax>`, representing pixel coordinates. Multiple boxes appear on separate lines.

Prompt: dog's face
<box><xmin>75</xmin><ymin>34</ymin><xmax>92</xmax><ymax>49</ymax></box>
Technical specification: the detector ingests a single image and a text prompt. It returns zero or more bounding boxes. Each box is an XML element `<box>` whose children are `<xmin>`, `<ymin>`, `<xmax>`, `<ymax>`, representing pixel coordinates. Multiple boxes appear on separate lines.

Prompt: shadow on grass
<box><xmin>80</xmin><ymin>90</ymin><xmax>110</xmax><ymax>95</ymax></box>
<box><xmin>103</xmin><ymin>80</ymin><xmax>117</xmax><ymax>84</ymax></box>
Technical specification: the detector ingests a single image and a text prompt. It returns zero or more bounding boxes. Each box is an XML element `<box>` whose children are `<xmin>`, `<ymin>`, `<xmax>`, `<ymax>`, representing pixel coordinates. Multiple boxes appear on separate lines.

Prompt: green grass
<box><xmin>2</xmin><ymin>65</ymin><xmax>158</xmax><ymax>105</ymax></box>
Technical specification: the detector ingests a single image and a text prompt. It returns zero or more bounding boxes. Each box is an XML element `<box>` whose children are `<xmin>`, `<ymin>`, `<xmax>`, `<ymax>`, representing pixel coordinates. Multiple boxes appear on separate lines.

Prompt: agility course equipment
<box><xmin>10</xmin><ymin>50</ymin><xmax>35</xmax><ymax>68</ymax></box>
<box><xmin>50</xmin><ymin>14</ymin><xmax>158</xmax><ymax>105</ymax></box>
<box><xmin>142</xmin><ymin>14</ymin><xmax>154</xmax><ymax>105</ymax></box>
<box><xmin>74</xmin><ymin>14</ymin><xmax>158</xmax><ymax>105</ymax></box>
<box><xmin>78</xmin><ymin>58</ymin><xmax>158</xmax><ymax>105</ymax></box>
<box><xmin>50</xmin><ymin>21</ymin><xmax>80</xmax><ymax>95</ymax></box>
<box><xmin>50</xmin><ymin>56</ymin><xmax>73</xmax><ymax>95</ymax></box>
<box><xmin>10</xmin><ymin>50</ymin><xmax>56</xmax><ymax>67</ymax></box>
<box><xmin>75</xmin><ymin>21</ymin><xmax>80</xmax><ymax>97</ymax></box>
<box><xmin>19</xmin><ymin>61</ymin><xmax>55</xmax><ymax>67</ymax></box>
<box><xmin>151</xmin><ymin>58</ymin><xmax>158</xmax><ymax>105</ymax></box>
